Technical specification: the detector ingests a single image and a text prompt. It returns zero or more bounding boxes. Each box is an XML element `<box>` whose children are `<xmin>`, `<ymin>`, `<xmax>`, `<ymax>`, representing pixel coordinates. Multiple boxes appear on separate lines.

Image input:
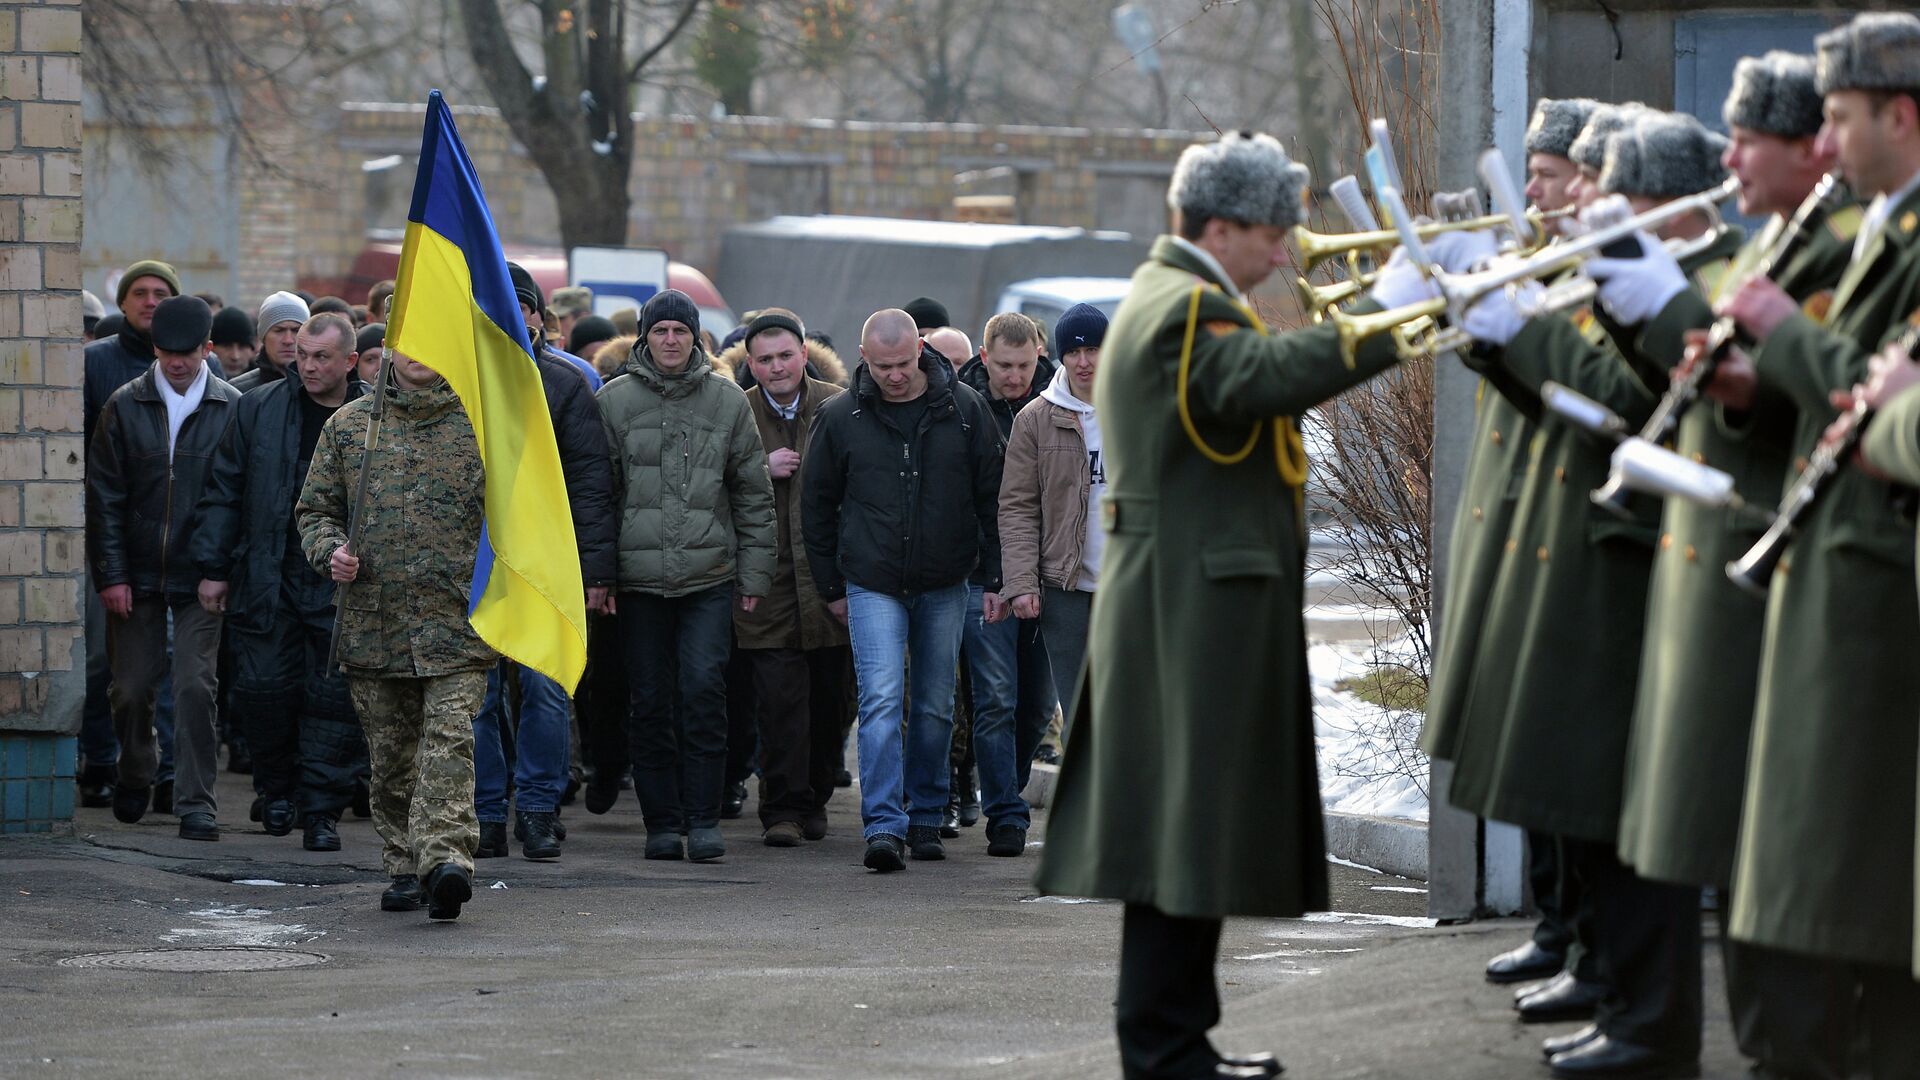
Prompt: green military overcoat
<box><xmin>1613</xmin><ymin>205</ymin><xmax>1856</xmax><ymax>888</ymax></box>
<box><xmin>1729</xmin><ymin>187</ymin><xmax>1920</xmax><ymax>969</ymax></box>
<box><xmin>1859</xmin><ymin>379</ymin><xmax>1920</xmax><ymax>981</ymax></box>
<box><xmin>1034</xmin><ymin>236</ymin><xmax>1399</xmax><ymax>918</ymax></box>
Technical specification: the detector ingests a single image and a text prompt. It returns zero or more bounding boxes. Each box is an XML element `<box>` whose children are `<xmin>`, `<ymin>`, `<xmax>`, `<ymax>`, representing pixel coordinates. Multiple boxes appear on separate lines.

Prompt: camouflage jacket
<box><xmin>296</xmin><ymin>378</ymin><xmax>497</xmax><ymax>678</ymax></box>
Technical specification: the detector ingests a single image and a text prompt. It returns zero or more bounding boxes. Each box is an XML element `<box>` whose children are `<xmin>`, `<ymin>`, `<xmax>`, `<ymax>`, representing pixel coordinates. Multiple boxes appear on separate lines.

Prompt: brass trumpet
<box><xmin>1292</xmin><ymin>213</ymin><xmax>1518</xmax><ymax>276</ymax></box>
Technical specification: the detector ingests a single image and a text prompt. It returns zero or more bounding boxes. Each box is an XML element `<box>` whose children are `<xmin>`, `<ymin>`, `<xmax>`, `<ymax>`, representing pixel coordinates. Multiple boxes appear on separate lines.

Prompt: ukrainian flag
<box><xmin>388</xmin><ymin>91</ymin><xmax>587</xmax><ymax>692</ymax></box>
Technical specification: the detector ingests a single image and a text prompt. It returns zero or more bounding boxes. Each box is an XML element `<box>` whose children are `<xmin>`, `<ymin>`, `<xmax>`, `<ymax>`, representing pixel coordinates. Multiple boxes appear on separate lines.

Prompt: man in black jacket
<box><xmin>88</xmin><ymin>296</ymin><xmax>240</xmax><ymax>841</ymax></box>
<box><xmin>470</xmin><ymin>264</ymin><xmax>618</xmax><ymax>860</ymax></box>
<box><xmin>800</xmin><ymin>308</ymin><xmax>1004</xmax><ymax>872</ymax></box>
<box><xmin>192</xmin><ymin>313</ymin><xmax>369</xmax><ymax>851</ymax></box>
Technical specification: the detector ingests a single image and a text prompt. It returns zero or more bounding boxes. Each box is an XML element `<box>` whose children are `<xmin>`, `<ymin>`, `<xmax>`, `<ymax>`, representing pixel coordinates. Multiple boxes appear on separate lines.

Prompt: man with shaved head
<box><xmin>924</xmin><ymin>326</ymin><xmax>972</xmax><ymax>372</ymax></box>
<box><xmin>801</xmin><ymin>308</ymin><xmax>1006</xmax><ymax>872</ymax></box>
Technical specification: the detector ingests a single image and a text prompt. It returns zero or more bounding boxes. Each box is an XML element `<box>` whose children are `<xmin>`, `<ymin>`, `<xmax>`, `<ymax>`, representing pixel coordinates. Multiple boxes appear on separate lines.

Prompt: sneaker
<box><xmin>303</xmin><ymin>814</ymin><xmax>342</xmax><ymax>852</ymax></box>
<box><xmin>644</xmin><ymin>832</ymin><xmax>684</xmax><ymax>860</ymax></box>
<box><xmin>518</xmin><ymin>811</ymin><xmax>562</xmax><ymax>861</ymax></box>
<box><xmin>986</xmin><ymin>822</ymin><xmax>1028</xmax><ymax>857</ymax></box>
<box><xmin>381</xmin><ymin>875</ymin><xmax>423</xmax><ymax>912</ymax></box>
<box><xmin>424</xmin><ymin>863</ymin><xmax>472</xmax><ymax>921</ymax></box>
<box><xmin>863</xmin><ymin>833</ymin><xmax>906</xmax><ymax>872</ymax></box>
<box><xmin>763</xmin><ymin>821</ymin><xmax>804</xmax><ymax>847</ymax></box>
<box><xmin>475</xmin><ymin>821</ymin><xmax>510</xmax><ymax>859</ymax></box>
<box><xmin>907</xmin><ymin>824</ymin><xmax>945</xmax><ymax>861</ymax></box>
<box><xmin>686</xmin><ymin>825</ymin><xmax>726</xmax><ymax>862</ymax></box>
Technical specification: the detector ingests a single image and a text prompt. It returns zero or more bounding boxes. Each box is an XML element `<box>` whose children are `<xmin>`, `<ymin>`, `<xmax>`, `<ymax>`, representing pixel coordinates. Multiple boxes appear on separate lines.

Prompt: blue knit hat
<box><xmin>1053</xmin><ymin>303</ymin><xmax>1109</xmax><ymax>353</ymax></box>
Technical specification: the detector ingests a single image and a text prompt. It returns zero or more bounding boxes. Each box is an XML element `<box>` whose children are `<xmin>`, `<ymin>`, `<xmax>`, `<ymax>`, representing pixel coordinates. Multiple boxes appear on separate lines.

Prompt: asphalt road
<box><xmin>0</xmin><ymin>768</ymin><xmax>1750</xmax><ymax>1079</ymax></box>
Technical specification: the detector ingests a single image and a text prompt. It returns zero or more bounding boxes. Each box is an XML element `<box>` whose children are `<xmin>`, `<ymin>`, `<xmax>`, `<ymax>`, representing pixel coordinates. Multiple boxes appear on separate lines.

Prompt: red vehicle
<box><xmin>309</xmin><ymin>242</ymin><xmax>738</xmax><ymax>335</ymax></box>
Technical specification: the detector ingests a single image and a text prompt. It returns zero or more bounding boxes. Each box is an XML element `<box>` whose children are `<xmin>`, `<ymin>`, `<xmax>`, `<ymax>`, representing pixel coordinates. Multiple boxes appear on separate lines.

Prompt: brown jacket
<box><xmin>998</xmin><ymin>390</ymin><xmax>1092</xmax><ymax>598</ymax></box>
<box><xmin>733</xmin><ymin>375</ymin><xmax>850</xmax><ymax>650</ymax></box>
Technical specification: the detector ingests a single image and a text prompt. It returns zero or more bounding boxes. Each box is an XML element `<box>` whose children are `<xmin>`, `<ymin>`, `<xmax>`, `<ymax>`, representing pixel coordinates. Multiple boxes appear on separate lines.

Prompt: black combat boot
<box><xmin>518</xmin><ymin>811</ymin><xmax>561</xmax><ymax>861</ymax></box>
<box><xmin>475</xmin><ymin>820</ymin><xmax>510</xmax><ymax>859</ymax></box>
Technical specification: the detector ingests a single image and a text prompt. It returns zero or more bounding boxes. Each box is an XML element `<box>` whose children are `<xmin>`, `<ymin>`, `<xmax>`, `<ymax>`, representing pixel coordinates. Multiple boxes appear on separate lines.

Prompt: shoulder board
<box><xmin>1826</xmin><ymin>204</ymin><xmax>1864</xmax><ymax>242</ymax></box>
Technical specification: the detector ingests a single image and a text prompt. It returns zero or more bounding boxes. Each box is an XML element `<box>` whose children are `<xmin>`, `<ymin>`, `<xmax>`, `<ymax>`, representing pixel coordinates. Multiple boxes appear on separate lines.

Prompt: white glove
<box><xmin>1462</xmin><ymin>282</ymin><xmax>1544</xmax><ymax>348</ymax></box>
<box><xmin>1579</xmin><ymin>194</ymin><xmax>1634</xmax><ymax>233</ymax></box>
<box><xmin>1366</xmin><ymin>247</ymin><xmax>1439</xmax><ymax>309</ymax></box>
<box><xmin>1425</xmin><ymin>228</ymin><xmax>1500</xmax><ymax>274</ymax></box>
<box><xmin>1585</xmin><ymin>232</ymin><xmax>1688</xmax><ymax>325</ymax></box>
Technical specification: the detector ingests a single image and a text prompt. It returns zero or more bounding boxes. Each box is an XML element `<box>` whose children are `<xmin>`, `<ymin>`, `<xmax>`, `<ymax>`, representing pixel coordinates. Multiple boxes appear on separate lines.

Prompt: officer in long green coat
<box><xmin>1708</xmin><ymin>14</ymin><xmax>1920</xmax><ymax>1069</ymax></box>
<box><xmin>1580</xmin><ymin>54</ymin><xmax>1866</xmax><ymax>1077</ymax></box>
<box><xmin>1424</xmin><ymin>96</ymin><xmax>1597</xmax><ymax>989</ymax></box>
<box><xmin>1450</xmin><ymin>112</ymin><xmax>1742</xmax><ymax>1077</ymax></box>
<box><xmin>1034</xmin><ymin>132</ymin><xmax>1425</xmax><ymax>1080</ymax></box>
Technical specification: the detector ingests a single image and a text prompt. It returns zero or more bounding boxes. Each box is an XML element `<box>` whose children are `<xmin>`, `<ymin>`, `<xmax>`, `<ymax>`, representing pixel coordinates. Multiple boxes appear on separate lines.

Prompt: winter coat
<box><xmin>87</xmin><ymin>364</ymin><xmax>241</xmax><ymax>600</ymax></box>
<box><xmin>296</xmin><ymin>378</ymin><xmax>497</xmax><ymax>678</ymax></box>
<box><xmin>1726</xmin><ymin>185</ymin><xmax>1920</xmax><ymax>969</ymax></box>
<box><xmin>720</xmin><ymin>339</ymin><xmax>852</xmax><ymax>391</ymax></box>
<box><xmin>228</xmin><ymin>357</ymin><xmax>285</xmax><ymax>395</ymax></box>
<box><xmin>189</xmin><ymin>375</ymin><xmax>367</xmax><ymax>634</ymax></box>
<box><xmin>800</xmin><ymin>344</ymin><xmax>1005</xmax><ymax>601</ymax></box>
<box><xmin>732</xmin><ymin>376</ymin><xmax>850</xmax><ymax>651</ymax></box>
<box><xmin>83</xmin><ymin>329</ymin><xmax>157</xmax><ymax>447</ymax></box>
<box><xmin>536</xmin><ymin>348</ymin><xmax>618</xmax><ymax>588</ymax></box>
<box><xmin>1614</xmin><ymin>203</ymin><xmax>1858</xmax><ymax>890</ymax></box>
<box><xmin>957</xmin><ymin>351</ymin><xmax>1058</xmax><ymax>439</ymax></box>
<box><xmin>596</xmin><ymin>342</ymin><xmax>776</xmax><ymax>598</ymax></box>
<box><xmin>1034</xmin><ymin>236</ymin><xmax>1401</xmax><ymax>919</ymax></box>
<box><xmin>999</xmin><ymin>372</ymin><xmax>1095</xmax><ymax>598</ymax></box>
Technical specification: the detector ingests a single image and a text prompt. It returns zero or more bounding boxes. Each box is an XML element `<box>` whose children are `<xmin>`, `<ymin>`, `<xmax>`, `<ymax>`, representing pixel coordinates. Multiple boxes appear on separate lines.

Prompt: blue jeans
<box><xmin>963</xmin><ymin>584</ymin><xmax>1030</xmax><ymax>829</ymax></box>
<box><xmin>473</xmin><ymin>661</ymin><xmax>573</xmax><ymax>821</ymax></box>
<box><xmin>847</xmin><ymin>581</ymin><xmax>967</xmax><ymax>841</ymax></box>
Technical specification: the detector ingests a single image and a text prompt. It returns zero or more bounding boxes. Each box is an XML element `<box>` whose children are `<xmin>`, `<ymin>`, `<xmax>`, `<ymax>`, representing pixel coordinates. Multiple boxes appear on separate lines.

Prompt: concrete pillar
<box><xmin>0</xmin><ymin>0</ymin><xmax>86</xmax><ymax>833</ymax></box>
<box><xmin>1425</xmin><ymin>0</ymin><xmax>1534</xmax><ymax>920</ymax></box>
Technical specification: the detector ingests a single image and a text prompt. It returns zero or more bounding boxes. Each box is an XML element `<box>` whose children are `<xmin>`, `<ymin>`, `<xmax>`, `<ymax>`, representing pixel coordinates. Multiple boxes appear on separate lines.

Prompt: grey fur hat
<box><xmin>1166</xmin><ymin>131</ymin><xmax>1311</xmax><ymax>231</ymax></box>
<box><xmin>1724</xmin><ymin>51</ymin><xmax>1824</xmax><ymax>138</ymax></box>
<box><xmin>1525</xmin><ymin>98</ymin><xmax>1601</xmax><ymax>159</ymax></box>
<box><xmin>1568</xmin><ymin>103</ymin><xmax>1647</xmax><ymax>172</ymax></box>
<box><xmin>1816</xmin><ymin>12</ymin><xmax>1920</xmax><ymax>95</ymax></box>
<box><xmin>1599</xmin><ymin>112</ymin><xmax>1730</xmax><ymax>199</ymax></box>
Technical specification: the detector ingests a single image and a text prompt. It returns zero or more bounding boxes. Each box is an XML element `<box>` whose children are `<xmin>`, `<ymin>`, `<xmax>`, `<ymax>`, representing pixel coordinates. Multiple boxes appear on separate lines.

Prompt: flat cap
<box><xmin>1816</xmin><ymin>12</ymin><xmax>1920</xmax><ymax>95</ymax></box>
<box><xmin>151</xmin><ymin>295</ymin><xmax>214</xmax><ymax>353</ymax></box>
<box><xmin>1725</xmin><ymin>51</ymin><xmax>1824</xmax><ymax>139</ymax></box>
<box><xmin>1167</xmin><ymin>131</ymin><xmax>1312</xmax><ymax>231</ymax></box>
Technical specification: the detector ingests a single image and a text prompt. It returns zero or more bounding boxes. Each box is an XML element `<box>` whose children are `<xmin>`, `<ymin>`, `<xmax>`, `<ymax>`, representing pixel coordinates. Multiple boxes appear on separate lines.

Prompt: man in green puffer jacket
<box><xmin>597</xmin><ymin>289</ymin><xmax>777</xmax><ymax>864</ymax></box>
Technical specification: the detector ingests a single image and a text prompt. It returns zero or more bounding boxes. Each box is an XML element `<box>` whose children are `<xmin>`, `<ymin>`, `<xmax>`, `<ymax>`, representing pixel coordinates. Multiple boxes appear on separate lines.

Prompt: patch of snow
<box><xmin>160</xmin><ymin>905</ymin><xmax>322</xmax><ymax>947</ymax></box>
<box><xmin>232</xmin><ymin>879</ymin><xmax>307</xmax><ymax>887</ymax></box>
<box><xmin>1021</xmin><ymin>896</ymin><xmax>1103</xmax><ymax>904</ymax></box>
<box><xmin>1371</xmin><ymin>885</ymin><xmax>1427</xmax><ymax>894</ymax></box>
<box><xmin>1300</xmin><ymin>911</ymin><xmax>1437</xmax><ymax>929</ymax></box>
<box><xmin>1326</xmin><ymin>854</ymin><xmax>1383</xmax><ymax>874</ymax></box>
<box><xmin>1310</xmin><ymin>636</ymin><xmax>1430</xmax><ymax>822</ymax></box>
<box><xmin>1232</xmin><ymin>947</ymin><xmax>1365</xmax><ymax>960</ymax></box>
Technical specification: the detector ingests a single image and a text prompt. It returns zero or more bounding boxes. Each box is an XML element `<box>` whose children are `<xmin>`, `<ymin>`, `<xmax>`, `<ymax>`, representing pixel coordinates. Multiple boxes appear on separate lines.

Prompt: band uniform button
<box><xmin>1554</xmin><ymin>466</ymin><xmax>1566</xmax><ymax>483</ymax></box>
<box><xmin>1691</xmin><ymin>452</ymin><xmax>1706</xmax><ymax>465</ymax></box>
<box><xmin>1685</xmin><ymin>544</ymin><xmax>1697</xmax><ymax>563</ymax></box>
<box><xmin>1505</xmin><ymin>538</ymin><xmax>1518</xmax><ymax>553</ymax></box>
<box><xmin>1536</xmin><ymin>545</ymin><xmax>1549</xmax><ymax>563</ymax></box>
<box><xmin>1472</xmin><ymin>507</ymin><xmax>1484</xmax><ymax>521</ymax></box>
<box><xmin>1491</xmin><ymin>430</ymin><xmax>1503</xmax><ymax>446</ymax></box>
<box><xmin>1661</xmin><ymin>534</ymin><xmax>1674</xmax><ymax>550</ymax></box>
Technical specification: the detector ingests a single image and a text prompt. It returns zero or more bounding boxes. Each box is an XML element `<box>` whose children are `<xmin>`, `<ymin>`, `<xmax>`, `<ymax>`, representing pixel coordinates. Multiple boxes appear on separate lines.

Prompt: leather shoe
<box><xmin>1518</xmin><ymin>972</ymin><xmax>1606</xmax><ymax>1024</ymax></box>
<box><xmin>644</xmin><ymin>832</ymin><xmax>684</xmax><ymax>860</ymax></box>
<box><xmin>112</xmin><ymin>784</ymin><xmax>149</xmax><ymax>824</ymax></box>
<box><xmin>1220</xmin><ymin>1051</ymin><xmax>1283</xmax><ymax>1075</ymax></box>
<box><xmin>1157</xmin><ymin>1064</ymin><xmax>1273</xmax><ymax>1079</ymax></box>
<box><xmin>1515</xmin><ymin>969</ymin><xmax>1576</xmax><ymax>1005</ymax></box>
<box><xmin>1548</xmin><ymin>1034</ymin><xmax>1699</xmax><ymax>1079</ymax></box>
<box><xmin>763</xmin><ymin>821</ymin><xmax>804</xmax><ymax>847</ymax></box>
<box><xmin>475</xmin><ymin>821</ymin><xmax>510</xmax><ymax>859</ymax></box>
<box><xmin>262</xmin><ymin>798</ymin><xmax>297</xmax><ymax>837</ymax></box>
<box><xmin>1486</xmin><ymin>939</ymin><xmax>1565</xmax><ymax>984</ymax></box>
<box><xmin>303</xmin><ymin>814</ymin><xmax>341</xmax><ymax>852</ymax></box>
<box><xmin>863</xmin><ymin>834</ymin><xmax>905</xmax><ymax>872</ymax></box>
<box><xmin>801</xmin><ymin>816</ymin><xmax>828</xmax><ymax>841</ymax></box>
<box><xmin>720</xmin><ymin>781</ymin><xmax>748</xmax><ymax>819</ymax></box>
<box><xmin>686</xmin><ymin>825</ymin><xmax>726</xmax><ymax>862</ymax></box>
<box><xmin>178</xmin><ymin>812</ymin><xmax>220</xmax><ymax>841</ymax></box>
<box><xmin>151</xmin><ymin>779</ymin><xmax>174</xmax><ymax>815</ymax></box>
<box><xmin>939</xmin><ymin>804</ymin><xmax>961</xmax><ymax>839</ymax></box>
<box><xmin>1544</xmin><ymin>1024</ymin><xmax>1602</xmax><ymax>1060</ymax></box>
<box><xmin>907</xmin><ymin>824</ymin><xmax>945</xmax><ymax>860</ymax></box>
<box><xmin>424</xmin><ymin>863</ymin><xmax>472</xmax><ymax>921</ymax></box>
<box><xmin>381</xmin><ymin>875</ymin><xmax>423</xmax><ymax>912</ymax></box>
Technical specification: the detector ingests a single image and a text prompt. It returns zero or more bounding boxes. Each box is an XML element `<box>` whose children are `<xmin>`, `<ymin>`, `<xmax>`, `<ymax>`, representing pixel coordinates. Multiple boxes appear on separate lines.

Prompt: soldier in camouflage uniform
<box><xmin>296</xmin><ymin>349</ymin><xmax>496</xmax><ymax>921</ymax></box>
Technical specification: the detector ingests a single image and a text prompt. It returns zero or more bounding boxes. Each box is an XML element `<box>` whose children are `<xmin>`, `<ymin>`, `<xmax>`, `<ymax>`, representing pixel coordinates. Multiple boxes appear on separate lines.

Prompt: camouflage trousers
<box><xmin>347</xmin><ymin>672</ymin><xmax>485</xmax><ymax>879</ymax></box>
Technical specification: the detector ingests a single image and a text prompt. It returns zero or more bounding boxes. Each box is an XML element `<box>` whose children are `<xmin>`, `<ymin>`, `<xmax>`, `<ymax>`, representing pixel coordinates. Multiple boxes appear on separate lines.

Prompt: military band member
<box><xmin>1449</xmin><ymin>110</ymin><xmax>1743</xmax><ymax>1079</ymax></box>
<box><xmin>1705</xmin><ymin>12</ymin><xmax>1920</xmax><ymax>1071</ymax></box>
<box><xmin>1034</xmin><ymin>132</ymin><xmax>1425</xmax><ymax>1080</ymax></box>
<box><xmin>1424</xmin><ymin>96</ymin><xmax>1598</xmax><ymax>992</ymax></box>
<box><xmin>1581</xmin><ymin>52</ymin><xmax>1866</xmax><ymax>1078</ymax></box>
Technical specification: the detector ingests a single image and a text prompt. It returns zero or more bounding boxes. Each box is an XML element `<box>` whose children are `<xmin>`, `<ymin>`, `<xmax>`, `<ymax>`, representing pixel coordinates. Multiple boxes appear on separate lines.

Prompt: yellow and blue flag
<box><xmin>388</xmin><ymin>90</ymin><xmax>587</xmax><ymax>692</ymax></box>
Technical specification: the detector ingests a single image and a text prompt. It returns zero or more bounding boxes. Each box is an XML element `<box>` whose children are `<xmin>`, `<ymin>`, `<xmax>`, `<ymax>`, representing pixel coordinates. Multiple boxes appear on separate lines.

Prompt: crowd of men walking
<box><xmin>77</xmin><ymin>251</ymin><xmax>1108</xmax><ymax>915</ymax></box>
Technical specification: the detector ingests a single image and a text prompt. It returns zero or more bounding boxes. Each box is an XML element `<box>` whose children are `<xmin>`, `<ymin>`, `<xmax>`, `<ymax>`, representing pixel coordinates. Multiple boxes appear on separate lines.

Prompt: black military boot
<box><xmin>303</xmin><ymin>814</ymin><xmax>341</xmax><ymax>852</ymax></box>
<box><xmin>475</xmin><ymin>820</ymin><xmax>510</xmax><ymax>859</ymax></box>
<box><xmin>381</xmin><ymin>875</ymin><xmax>424</xmax><ymax>912</ymax></box>
<box><xmin>424</xmin><ymin>863</ymin><xmax>472</xmax><ymax>921</ymax></box>
<box><xmin>518</xmin><ymin>811</ymin><xmax>561</xmax><ymax>861</ymax></box>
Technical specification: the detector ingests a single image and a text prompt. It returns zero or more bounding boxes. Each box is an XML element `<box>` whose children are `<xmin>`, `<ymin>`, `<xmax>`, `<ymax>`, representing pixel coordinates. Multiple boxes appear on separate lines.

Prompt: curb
<box><xmin>1324</xmin><ymin>810</ymin><xmax>1427</xmax><ymax>881</ymax></box>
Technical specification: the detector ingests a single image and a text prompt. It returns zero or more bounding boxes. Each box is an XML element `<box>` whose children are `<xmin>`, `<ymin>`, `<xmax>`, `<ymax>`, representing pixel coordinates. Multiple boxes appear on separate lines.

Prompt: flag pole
<box><xmin>327</xmin><ymin>346</ymin><xmax>393</xmax><ymax>668</ymax></box>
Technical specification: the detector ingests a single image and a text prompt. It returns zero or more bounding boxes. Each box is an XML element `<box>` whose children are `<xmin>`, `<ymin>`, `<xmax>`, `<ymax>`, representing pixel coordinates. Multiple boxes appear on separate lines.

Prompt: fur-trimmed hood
<box><xmin>719</xmin><ymin>338</ymin><xmax>850</xmax><ymax>391</ymax></box>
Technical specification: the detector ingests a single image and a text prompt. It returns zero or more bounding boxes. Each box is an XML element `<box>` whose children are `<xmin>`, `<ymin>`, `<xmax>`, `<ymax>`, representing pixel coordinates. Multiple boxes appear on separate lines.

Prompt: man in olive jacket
<box><xmin>1034</xmin><ymin>133</ymin><xmax>1414</xmax><ymax>1080</ymax></box>
<box><xmin>597</xmin><ymin>289</ymin><xmax>776</xmax><ymax>864</ymax></box>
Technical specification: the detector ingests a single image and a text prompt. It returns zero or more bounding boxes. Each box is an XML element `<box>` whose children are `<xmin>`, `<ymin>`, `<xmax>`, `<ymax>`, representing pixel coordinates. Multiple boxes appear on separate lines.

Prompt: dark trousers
<box><xmin>229</xmin><ymin>605</ymin><xmax>365</xmax><ymax>817</ymax></box>
<box><xmin>620</xmin><ymin>586</ymin><xmax>733</xmax><ymax>834</ymax></box>
<box><xmin>108</xmin><ymin>596</ymin><xmax>221</xmax><ymax>816</ymax></box>
<box><xmin>744</xmin><ymin>644</ymin><xmax>851</xmax><ymax>828</ymax></box>
<box><xmin>1720</xmin><ymin>918</ymin><xmax>1920</xmax><ymax>1080</ymax></box>
<box><xmin>576</xmin><ymin>611</ymin><xmax>629</xmax><ymax>785</ymax></box>
<box><xmin>952</xmin><ymin>616</ymin><xmax>1057</xmax><ymax>792</ymax></box>
<box><xmin>724</xmin><ymin>644</ymin><xmax>757</xmax><ymax>788</ymax></box>
<box><xmin>1118</xmin><ymin>903</ymin><xmax>1224</xmax><ymax>1079</ymax></box>
<box><xmin>1529</xmin><ymin>829</ymin><xmax>1575</xmax><ymax>956</ymax></box>
<box><xmin>1565</xmin><ymin>837</ymin><xmax>1702</xmax><ymax>1057</ymax></box>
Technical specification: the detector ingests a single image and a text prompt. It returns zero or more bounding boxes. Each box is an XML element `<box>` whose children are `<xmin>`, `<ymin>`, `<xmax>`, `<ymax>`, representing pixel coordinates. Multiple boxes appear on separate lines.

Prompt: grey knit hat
<box><xmin>1724</xmin><ymin>51</ymin><xmax>1824</xmax><ymax>138</ymax></box>
<box><xmin>1167</xmin><ymin>131</ymin><xmax>1311</xmax><ymax>230</ymax></box>
<box><xmin>1599</xmin><ymin>112</ymin><xmax>1730</xmax><ymax>199</ymax></box>
<box><xmin>1525</xmin><ymin>98</ymin><xmax>1601</xmax><ymax>159</ymax></box>
<box><xmin>1815</xmin><ymin>12</ymin><xmax>1920</xmax><ymax>95</ymax></box>
<box><xmin>1569</xmin><ymin>103</ymin><xmax>1647</xmax><ymax>172</ymax></box>
<box><xmin>257</xmin><ymin>290</ymin><xmax>310</xmax><ymax>333</ymax></box>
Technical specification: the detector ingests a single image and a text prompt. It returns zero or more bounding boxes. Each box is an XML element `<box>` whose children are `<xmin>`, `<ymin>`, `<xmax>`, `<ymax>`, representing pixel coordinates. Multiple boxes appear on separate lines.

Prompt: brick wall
<box><xmin>0</xmin><ymin>0</ymin><xmax>85</xmax><ymax>832</ymax></box>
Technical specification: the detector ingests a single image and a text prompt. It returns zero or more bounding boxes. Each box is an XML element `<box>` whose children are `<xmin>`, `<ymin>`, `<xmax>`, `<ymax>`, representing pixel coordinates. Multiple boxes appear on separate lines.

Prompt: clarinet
<box><xmin>1725</xmin><ymin>317</ymin><xmax>1920</xmax><ymax>597</ymax></box>
<box><xmin>1592</xmin><ymin>174</ymin><xmax>1846</xmax><ymax>518</ymax></box>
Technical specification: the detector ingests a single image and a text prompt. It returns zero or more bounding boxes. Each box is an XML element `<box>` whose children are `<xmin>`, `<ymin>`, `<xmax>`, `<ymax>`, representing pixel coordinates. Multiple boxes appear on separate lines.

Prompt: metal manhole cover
<box><xmin>57</xmin><ymin>947</ymin><xmax>330</xmax><ymax>973</ymax></box>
